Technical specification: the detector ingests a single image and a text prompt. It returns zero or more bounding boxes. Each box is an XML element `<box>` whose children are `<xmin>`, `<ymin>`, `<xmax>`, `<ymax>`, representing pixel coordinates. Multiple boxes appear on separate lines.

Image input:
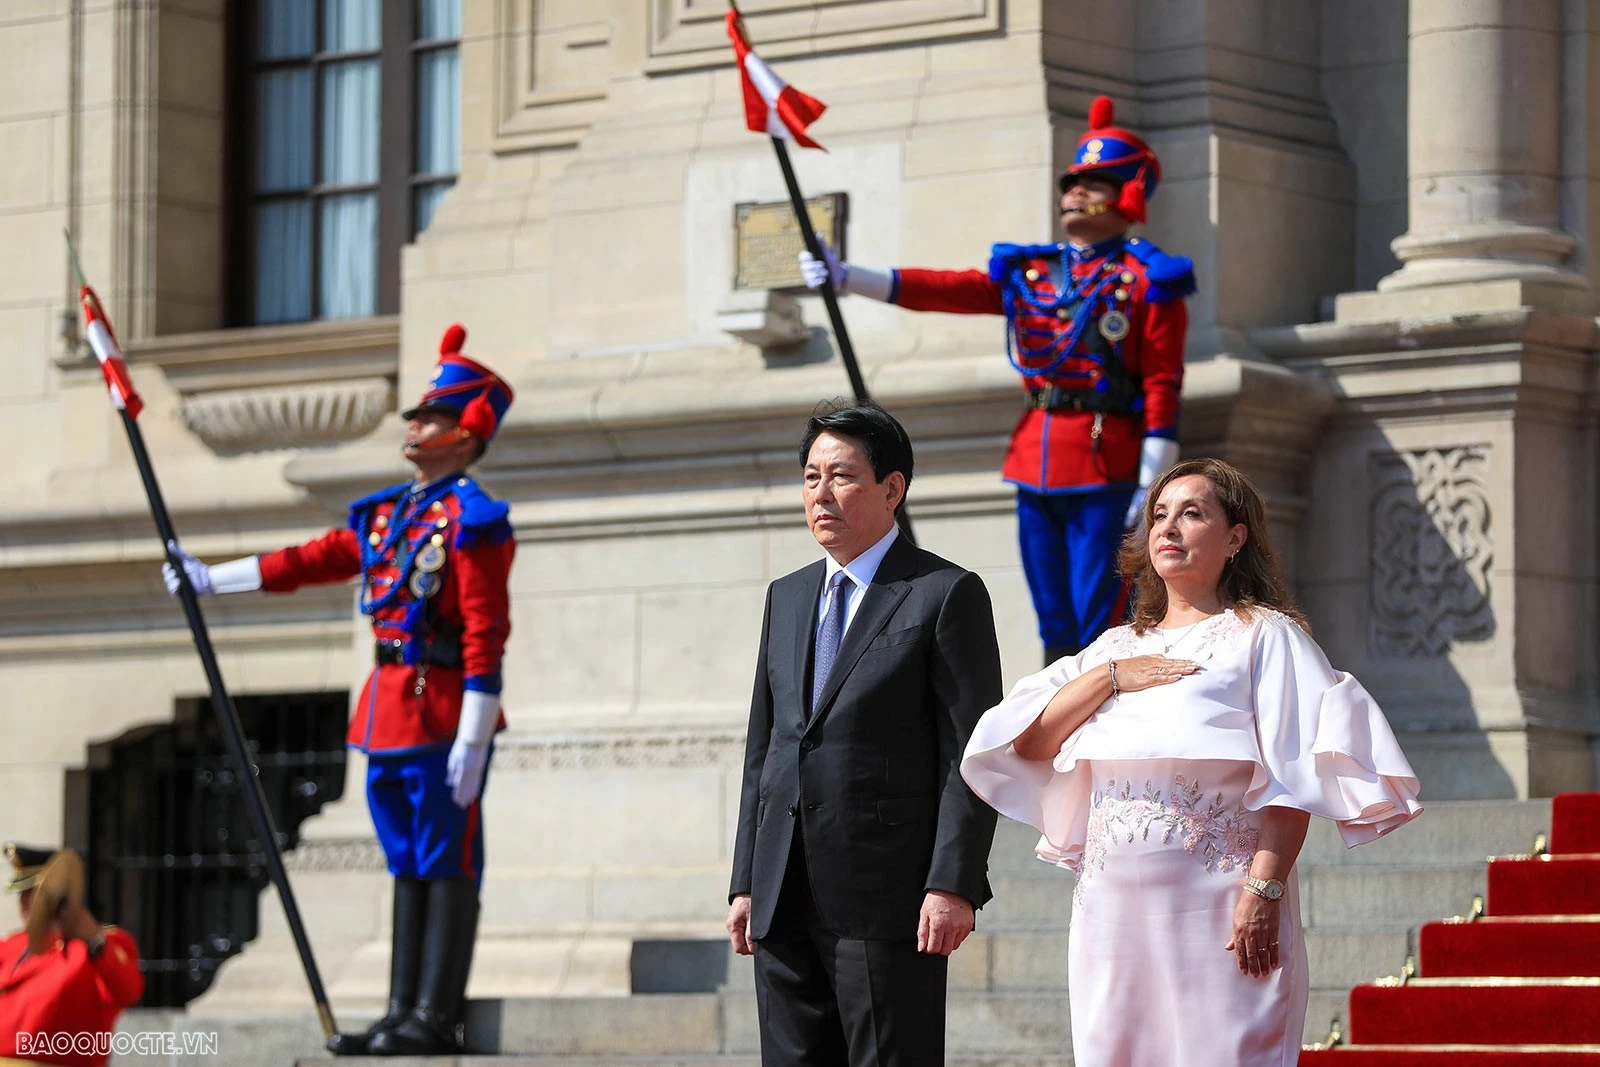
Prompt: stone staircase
<box><xmin>112</xmin><ymin>800</ymin><xmax>1550</xmax><ymax>1067</ymax></box>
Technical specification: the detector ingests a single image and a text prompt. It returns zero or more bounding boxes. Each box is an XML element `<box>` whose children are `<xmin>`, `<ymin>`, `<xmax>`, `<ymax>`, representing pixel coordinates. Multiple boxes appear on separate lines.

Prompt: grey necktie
<box><xmin>811</xmin><ymin>570</ymin><xmax>851</xmax><ymax>715</ymax></box>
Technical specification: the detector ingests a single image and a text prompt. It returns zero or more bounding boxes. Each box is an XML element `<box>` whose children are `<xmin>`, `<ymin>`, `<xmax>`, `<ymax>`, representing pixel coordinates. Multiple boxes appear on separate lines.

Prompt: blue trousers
<box><xmin>1016</xmin><ymin>487</ymin><xmax>1135</xmax><ymax>653</ymax></box>
<box><xmin>366</xmin><ymin>746</ymin><xmax>488</xmax><ymax>886</ymax></box>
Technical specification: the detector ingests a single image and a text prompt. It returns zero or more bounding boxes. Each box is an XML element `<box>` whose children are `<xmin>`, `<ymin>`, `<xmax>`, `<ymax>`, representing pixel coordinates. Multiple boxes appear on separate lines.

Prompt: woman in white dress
<box><xmin>961</xmin><ymin>458</ymin><xmax>1422</xmax><ymax>1067</ymax></box>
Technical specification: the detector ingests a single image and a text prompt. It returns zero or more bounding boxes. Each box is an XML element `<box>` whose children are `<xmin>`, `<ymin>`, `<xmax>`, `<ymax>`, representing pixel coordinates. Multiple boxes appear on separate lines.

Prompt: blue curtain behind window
<box><xmin>255</xmin><ymin>69</ymin><xmax>312</xmax><ymax>193</ymax></box>
<box><xmin>319</xmin><ymin>194</ymin><xmax>378</xmax><ymax>319</ymax></box>
<box><xmin>254</xmin><ymin>0</ymin><xmax>314</xmax><ymax>322</ymax></box>
<box><xmin>258</xmin><ymin>0</ymin><xmax>313</xmax><ymax>59</ymax></box>
<box><xmin>416</xmin><ymin>49</ymin><xmax>458</xmax><ymax>178</ymax></box>
<box><xmin>317</xmin><ymin>0</ymin><xmax>381</xmax><ymax>317</ymax></box>
<box><xmin>256</xmin><ymin>202</ymin><xmax>312</xmax><ymax>324</ymax></box>
<box><xmin>414</xmin><ymin>0</ymin><xmax>460</xmax><ymax>234</ymax></box>
<box><xmin>323</xmin><ymin>0</ymin><xmax>380</xmax><ymax>53</ymax></box>
<box><xmin>417</xmin><ymin>0</ymin><xmax>461</xmax><ymax>40</ymax></box>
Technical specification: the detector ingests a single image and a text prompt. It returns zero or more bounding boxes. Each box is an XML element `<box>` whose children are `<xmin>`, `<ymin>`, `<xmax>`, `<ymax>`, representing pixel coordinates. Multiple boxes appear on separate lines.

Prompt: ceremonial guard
<box><xmin>164</xmin><ymin>325</ymin><xmax>517</xmax><ymax>1056</ymax></box>
<box><xmin>800</xmin><ymin>97</ymin><xmax>1193</xmax><ymax>663</ymax></box>
<box><xmin>2</xmin><ymin>845</ymin><xmax>144</xmax><ymax>1066</ymax></box>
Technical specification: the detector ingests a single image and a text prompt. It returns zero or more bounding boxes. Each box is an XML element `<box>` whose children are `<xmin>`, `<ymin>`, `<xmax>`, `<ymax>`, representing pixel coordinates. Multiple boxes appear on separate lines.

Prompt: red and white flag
<box><xmin>80</xmin><ymin>286</ymin><xmax>144</xmax><ymax>420</ymax></box>
<box><xmin>726</xmin><ymin>9</ymin><xmax>827</xmax><ymax>150</ymax></box>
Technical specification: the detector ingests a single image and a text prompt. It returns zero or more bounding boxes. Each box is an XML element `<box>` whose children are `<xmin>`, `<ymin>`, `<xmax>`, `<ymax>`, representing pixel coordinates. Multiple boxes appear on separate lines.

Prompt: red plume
<box><xmin>458</xmin><ymin>392</ymin><xmax>497</xmax><ymax>440</ymax></box>
<box><xmin>1116</xmin><ymin>163</ymin><xmax>1148</xmax><ymax>224</ymax></box>
<box><xmin>440</xmin><ymin>323</ymin><xmax>467</xmax><ymax>355</ymax></box>
<box><xmin>1087</xmin><ymin>95</ymin><xmax>1114</xmax><ymax>130</ymax></box>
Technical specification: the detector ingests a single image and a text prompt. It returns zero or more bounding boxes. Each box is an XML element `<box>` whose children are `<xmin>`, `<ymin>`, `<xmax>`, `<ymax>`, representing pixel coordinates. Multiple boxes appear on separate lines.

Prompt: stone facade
<box><xmin>2</xmin><ymin>0</ymin><xmax>1597</xmax><ymax>1017</ymax></box>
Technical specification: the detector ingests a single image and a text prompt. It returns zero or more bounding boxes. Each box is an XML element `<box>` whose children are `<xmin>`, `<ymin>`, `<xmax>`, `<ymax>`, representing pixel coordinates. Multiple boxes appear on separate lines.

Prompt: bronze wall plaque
<box><xmin>733</xmin><ymin>193</ymin><xmax>848</xmax><ymax>292</ymax></box>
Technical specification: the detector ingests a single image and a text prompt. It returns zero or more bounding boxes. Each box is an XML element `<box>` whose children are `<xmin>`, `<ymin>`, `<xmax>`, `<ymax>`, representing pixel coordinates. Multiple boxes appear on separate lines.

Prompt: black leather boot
<box><xmin>327</xmin><ymin>877</ymin><xmax>427</xmax><ymax>1056</ymax></box>
<box><xmin>368</xmin><ymin>877</ymin><xmax>479</xmax><ymax>1056</ymax></box>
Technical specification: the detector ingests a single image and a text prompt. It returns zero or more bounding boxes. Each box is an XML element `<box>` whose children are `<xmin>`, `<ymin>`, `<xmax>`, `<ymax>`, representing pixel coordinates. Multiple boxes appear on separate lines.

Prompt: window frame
<box><xmin>226</xmin><ymin>1</ymin><xmax>460</xmax><ymax>327</ymax></box>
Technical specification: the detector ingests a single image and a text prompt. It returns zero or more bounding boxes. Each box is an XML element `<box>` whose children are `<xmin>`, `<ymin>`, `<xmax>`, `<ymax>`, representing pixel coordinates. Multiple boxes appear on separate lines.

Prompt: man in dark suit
<box><xmin>726</xmin><ymin>401</ymin><xmax>1004</xmax><ymax>1066</ymax></box>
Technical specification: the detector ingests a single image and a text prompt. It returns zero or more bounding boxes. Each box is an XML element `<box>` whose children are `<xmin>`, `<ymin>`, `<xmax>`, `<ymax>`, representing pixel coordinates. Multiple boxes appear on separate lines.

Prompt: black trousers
<box><xmin>752</xmin><ymin>833</ymin><xmax>948</xmax><ymax>1067</ymax></box>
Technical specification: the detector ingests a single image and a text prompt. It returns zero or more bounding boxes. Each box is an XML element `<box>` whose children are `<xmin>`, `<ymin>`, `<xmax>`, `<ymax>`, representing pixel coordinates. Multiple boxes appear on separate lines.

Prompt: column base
<box><xmin>1379</xmin><ymin>223</ymin><xmax>1585</xmax><ymax>292</ymax></box>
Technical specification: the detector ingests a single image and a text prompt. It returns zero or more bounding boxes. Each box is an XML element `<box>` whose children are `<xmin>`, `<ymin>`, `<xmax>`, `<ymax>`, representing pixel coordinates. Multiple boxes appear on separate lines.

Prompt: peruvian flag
<box><xmin>726</xmin><ymin>8</ymin><xmax>827</xmax><ymax>150</ymax></box>
<box><xmin>80</xmin><ymin>286</ymin><xmax>144</xmax><ymax>419</ymax></box>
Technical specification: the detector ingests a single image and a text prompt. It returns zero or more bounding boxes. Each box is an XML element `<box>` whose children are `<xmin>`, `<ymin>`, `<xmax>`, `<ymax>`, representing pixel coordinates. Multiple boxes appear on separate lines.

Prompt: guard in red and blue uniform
<box><xmin>163</xmin><ymin>324</ymin><xmax>516</xmax><ymax>1057</ymax></box>
<box><xmin>800</xmin><ymin>97</ymin><xmax>1193</xmax><ymax>663</ymax></box>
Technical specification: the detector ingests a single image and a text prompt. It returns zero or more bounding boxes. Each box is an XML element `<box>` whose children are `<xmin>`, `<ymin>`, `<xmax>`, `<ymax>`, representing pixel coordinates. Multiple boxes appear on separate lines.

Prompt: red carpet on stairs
<box><xmin>1347</xmin><ymin>982</ymin><xmax>1600</xmax><ymax>1045</ymax></box>
<box><xmin>1551</xmin><ymin>793</ymin><xmax>1600</xmax><ymax>854</ymax></box>
<box><xmin>1300</xmin><ymin>792</ymin><xmax>1600</xmax><ymax>1065</ymax></box>
<box><xmin>1421</xmin><ymin>917</ymin><xmax>1600</xmax><ymax>977</ymax></box>
<box><xmin>1302</xmin><ymin>1051</ymin><xmax>1600</xmax><ymax>1066</ymax></box>
<box><xmin>1489</xmin><ymin>856</ymin><xmax>1600</xmax><ymax>916</ymax></box>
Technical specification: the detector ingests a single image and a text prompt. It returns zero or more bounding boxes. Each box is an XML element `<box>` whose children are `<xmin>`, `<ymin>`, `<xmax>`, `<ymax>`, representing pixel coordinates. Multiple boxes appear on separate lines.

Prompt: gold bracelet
<box><xmin>1107</xmin><ymin>659</ymin><xmax>1119</xmax><ymax>697</ymax></box>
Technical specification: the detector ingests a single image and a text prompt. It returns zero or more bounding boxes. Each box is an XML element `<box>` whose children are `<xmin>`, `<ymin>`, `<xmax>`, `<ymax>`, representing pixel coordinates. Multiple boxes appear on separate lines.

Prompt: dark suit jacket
<box><xmin>729</xmin><ymin>534</ymin><xmax>1003</xmax><ymax>941</ymax></box>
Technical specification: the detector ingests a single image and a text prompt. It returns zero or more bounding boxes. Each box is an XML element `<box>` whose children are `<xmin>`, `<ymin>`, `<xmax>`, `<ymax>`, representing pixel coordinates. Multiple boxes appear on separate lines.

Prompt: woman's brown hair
<box><xmin>1117</xmin><ymin>457</ymin><xmax>1308</xmax><ymax>634</ymax></box>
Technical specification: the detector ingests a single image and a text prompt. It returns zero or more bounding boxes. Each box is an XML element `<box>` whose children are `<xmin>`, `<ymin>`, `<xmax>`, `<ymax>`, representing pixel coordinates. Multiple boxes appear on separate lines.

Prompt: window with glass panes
<box><xmin>236</xmin><ymin>0</ymin><xmax>460</xmax><ymax>325</ymax></box>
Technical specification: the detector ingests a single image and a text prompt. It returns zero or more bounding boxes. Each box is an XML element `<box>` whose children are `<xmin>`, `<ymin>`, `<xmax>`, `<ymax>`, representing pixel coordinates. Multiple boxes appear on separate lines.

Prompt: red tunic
<box><xmin>893</xmin><ymin>240</ymin><xmax>1188</xmax><ymax>493</ymax></box>
<box><xmin>0</xmin><ymin>928</ymin><xmax>143</xmax><ymax>1066</ymax></box>
<box><xmin>258</xmin><ymin>476</ymin><xmax>516</xmax><ymax>755</ymax></box>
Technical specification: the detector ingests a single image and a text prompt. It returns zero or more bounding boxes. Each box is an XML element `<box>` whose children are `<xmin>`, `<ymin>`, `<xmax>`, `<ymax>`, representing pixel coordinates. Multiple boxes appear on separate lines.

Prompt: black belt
<box><xmin>1025</xmin><ymin>385</ymin><xmax>1138</xmax><ymax>416</ymax></box>
<box><xmin>375</xmin><ymin>638</ymin><xmax>462</xmax><ymax>669</ymax></box>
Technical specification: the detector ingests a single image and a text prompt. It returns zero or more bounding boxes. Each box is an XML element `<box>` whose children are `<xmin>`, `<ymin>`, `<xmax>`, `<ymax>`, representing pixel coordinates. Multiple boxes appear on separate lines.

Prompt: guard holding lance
<box><xmin>163</xmin><ymin>325</ymin><xmax>516</xmax><ymax>1056</ymax></box>
<box><xmin>800</xmin><ymin>97</ymin><xmax>1194</xmax><ymax>663</ymax></box>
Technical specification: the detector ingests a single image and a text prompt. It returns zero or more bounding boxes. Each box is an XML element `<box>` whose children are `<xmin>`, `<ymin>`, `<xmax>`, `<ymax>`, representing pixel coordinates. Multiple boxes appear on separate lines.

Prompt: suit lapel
<box><xmin>807</xmin><ymin>536</ymin><xmax>918</xmax><ymax>728</ymax></box>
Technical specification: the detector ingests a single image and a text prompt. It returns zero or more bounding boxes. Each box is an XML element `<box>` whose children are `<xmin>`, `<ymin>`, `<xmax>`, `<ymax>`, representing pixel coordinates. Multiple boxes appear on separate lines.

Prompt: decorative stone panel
<box><xmin>645</xmin><ymin>0</ymin><xmax>1001</xmax><ymax>72</ymax></box>
<box><xmin>493</xmin><ymin>0</ymin><xmax>615</xmax><ymax>152</ymax></box>
<box><xmin>1368</xmin><ymin>446</ymin><xmax>1495</xmax><ymax>656</ymax></box>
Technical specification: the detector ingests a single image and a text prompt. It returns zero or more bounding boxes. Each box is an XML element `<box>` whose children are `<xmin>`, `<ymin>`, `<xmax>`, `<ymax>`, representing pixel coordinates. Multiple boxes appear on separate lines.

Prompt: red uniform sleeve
<box><xmin>1135</xmin><ymin>295</ymin><xmax>1187</xmax><ymax>438</ymax></box>
<box><xmin>90</xmin><ymin>928</ymin><xmax>144</xmax><ymax>1008</ymax></box>
<box><xmin>259</xmin><ymin>527</ymin><xmax>363</xmax><ymax>592</ymax></box>
<box><xmin>455</xmin><ymin>537</ymin><xmax>516</xmax><ymax>694</ymax></box>
<box><xmin>891</xmin><ymin>268</ymin><xmax>1005</xmax><ymax>315</ymax></box>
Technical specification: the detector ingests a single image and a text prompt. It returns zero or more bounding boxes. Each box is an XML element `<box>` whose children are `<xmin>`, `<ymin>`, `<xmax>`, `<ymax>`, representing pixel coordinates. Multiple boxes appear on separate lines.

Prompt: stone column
<box><xmin>1381</xmin><ymin>0</ymin><xmax>1583</xmax><ymax>291</ymax></box>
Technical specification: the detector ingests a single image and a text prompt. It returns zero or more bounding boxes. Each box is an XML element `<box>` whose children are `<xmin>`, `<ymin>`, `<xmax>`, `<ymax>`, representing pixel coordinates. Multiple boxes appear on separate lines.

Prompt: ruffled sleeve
<box><xmin>1243</xmin><ymin>614</ymin><xmax>1422</xmax><ymax>846</ymax></box>
<box><xmin>960</xmin><ymin>644</ymin><xmax>1106</xmax><ymax>869</ymax></box>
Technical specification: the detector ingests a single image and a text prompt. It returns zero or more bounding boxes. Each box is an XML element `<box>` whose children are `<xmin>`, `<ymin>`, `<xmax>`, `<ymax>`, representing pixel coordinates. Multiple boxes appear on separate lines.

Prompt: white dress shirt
<box><xmin>817</xmin><ymin>525</ymin><xmax>900</xmax><ymax>640</ymax></box>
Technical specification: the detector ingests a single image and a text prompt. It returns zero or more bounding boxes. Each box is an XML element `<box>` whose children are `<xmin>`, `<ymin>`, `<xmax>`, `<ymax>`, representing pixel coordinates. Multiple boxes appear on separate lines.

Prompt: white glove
<box><xmin>797</xmin><ymin>234</ymin><xmax>895</xmax><ymax>303</ymax></box>
<box><xmin>163</xmin><ymin>541</ymin><xmax>213</xmax><ymax>597</ymax></box>
<box><xmin>162</xmin><ymin>540</ymin><xmax>264</xmax><ymax>598</ymax></box>
<box><xmin>446</xmin><ymin>690</ymin><xmax>499</xmax><ymax>808</ymax></box>
<box><xmin>1125</xmin><ymin>438</ymin><xmax>1181</xmax><ymax>529</ymax></box>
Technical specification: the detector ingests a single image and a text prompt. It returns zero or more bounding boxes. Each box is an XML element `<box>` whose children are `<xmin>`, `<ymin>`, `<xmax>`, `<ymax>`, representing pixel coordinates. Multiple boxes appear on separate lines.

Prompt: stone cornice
<box><xmin>128</xmin><ymin>317</ymin><xmax>401</xmax><ymax>390</ymax></box>
<box><xmin>283</xmin><ymin>351</ymin><xmax>1334</xmax><ymax>536</ymax></box>
<box><xmin>1252</xmin><ymin>305</ymin><xmax>1600</xmax><ymax>419</ymax></box>
<box><xmin>125</xmin><ymin>318</ymin><xmax>401</xmax><ymax>455</ymax></box>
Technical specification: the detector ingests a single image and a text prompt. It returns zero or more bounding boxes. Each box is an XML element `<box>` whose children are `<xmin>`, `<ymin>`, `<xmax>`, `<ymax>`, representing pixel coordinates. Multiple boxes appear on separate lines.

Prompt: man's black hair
<box><xmin>799</xmin><ymin>400</ymin><xmax>915</xmax><ymax>503</ymax></box>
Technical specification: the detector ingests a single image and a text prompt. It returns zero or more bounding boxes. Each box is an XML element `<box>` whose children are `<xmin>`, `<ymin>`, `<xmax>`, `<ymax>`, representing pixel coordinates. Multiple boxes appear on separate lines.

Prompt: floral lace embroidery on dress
<box><xmin>1075</xmin><ymin>775</ymin><xmax>1261</xmax><ymax>902</ymax></box>
<box><xmin>1093</xmin><ymin>607</ymin><xmax>1257</xmax><ymax>661</ymax></box>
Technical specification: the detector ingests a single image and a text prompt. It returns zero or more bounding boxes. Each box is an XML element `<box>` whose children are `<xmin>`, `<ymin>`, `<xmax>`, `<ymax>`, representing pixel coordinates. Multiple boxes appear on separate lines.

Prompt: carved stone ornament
<box><xmin>492</xmin><ymin>731</ymin><xmax>747</xmax><ymax>772</ymax></box>
<box><xmin>282</xmin><ymin>836</ymin><xmax>389</xmax><ymax>874</ymax></box>
<box><xmin>180</xmin><ymin>378</ymin><xmax>395</xmax><ymax>455</ymax></box>
<box><xmin>1369</xmin><ymin>446</ymin><xmax>1495</xmax><ymax>656</ymax></box>
<box><xmin>130</xmin><ymin>316</ymin><xmax>400</xmax><ymax>456</ymax></box>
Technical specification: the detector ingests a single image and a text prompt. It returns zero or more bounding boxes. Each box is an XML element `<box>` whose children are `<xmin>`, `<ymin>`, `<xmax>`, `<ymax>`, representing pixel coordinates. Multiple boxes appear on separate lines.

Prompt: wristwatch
<box><xmin>1243</xmin><ymin>876</ymin><xmax>1285</xmax><ymax>901</ymax></box>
